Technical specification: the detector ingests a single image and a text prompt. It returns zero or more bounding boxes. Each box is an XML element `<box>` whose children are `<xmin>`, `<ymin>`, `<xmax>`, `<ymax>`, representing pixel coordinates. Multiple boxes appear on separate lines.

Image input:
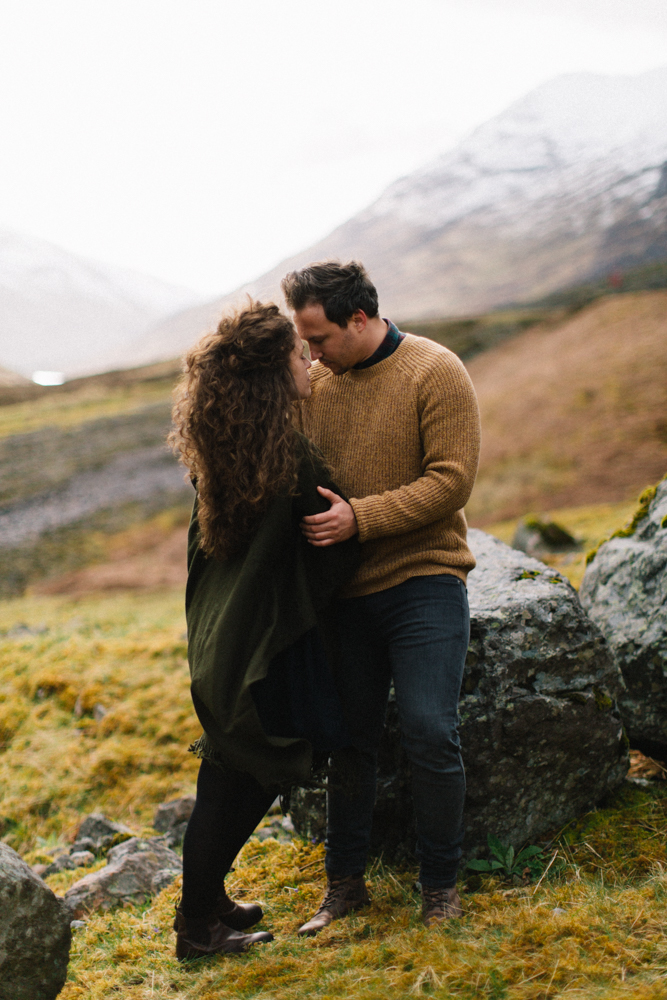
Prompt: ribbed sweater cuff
<box><xmin>350</xmin><ymin>496</ymin><xmax>392</xmax><ymax>542</ymax></box>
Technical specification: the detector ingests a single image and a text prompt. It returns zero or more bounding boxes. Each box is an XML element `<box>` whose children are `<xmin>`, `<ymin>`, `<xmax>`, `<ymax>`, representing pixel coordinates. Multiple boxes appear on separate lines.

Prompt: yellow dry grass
<box><xmin>0</xmin><ymin>590</ymin><xmax>199</xmax><ymax>850</ymax></box>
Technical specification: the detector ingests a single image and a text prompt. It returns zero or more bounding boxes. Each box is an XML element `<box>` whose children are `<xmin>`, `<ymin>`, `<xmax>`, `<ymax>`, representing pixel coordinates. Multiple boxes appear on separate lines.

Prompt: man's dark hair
<box><xmin>281</xmin><ymin>260</ymin><xmax>379</xmax><ymax>328</ymax></box>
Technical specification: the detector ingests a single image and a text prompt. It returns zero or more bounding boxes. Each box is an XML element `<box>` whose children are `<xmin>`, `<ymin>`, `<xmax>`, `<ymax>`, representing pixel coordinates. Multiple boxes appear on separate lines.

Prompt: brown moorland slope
<box><xmin>465</xmin><ymin>290</ymin><xmax>667</xmax><ymax>524</ymax></box>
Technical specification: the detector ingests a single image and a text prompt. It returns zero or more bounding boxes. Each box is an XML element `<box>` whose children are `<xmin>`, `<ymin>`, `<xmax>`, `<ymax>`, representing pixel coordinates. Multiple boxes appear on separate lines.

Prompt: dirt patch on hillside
<box><xmin>466</xmin><ymin>291</ymin><xmax>667</xmax><ymax>524</ymax></box>
<box><xmin>32</xmin><ymin>522</ymin><xmax>188</xmax><ymax>598</ymax></box>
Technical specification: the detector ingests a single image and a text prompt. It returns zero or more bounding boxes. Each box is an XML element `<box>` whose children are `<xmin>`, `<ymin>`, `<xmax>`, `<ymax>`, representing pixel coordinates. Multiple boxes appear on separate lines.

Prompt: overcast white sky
<box><xmin>1</xmin><ymin>0</ymin><xmax>667</xmax><ymax>297</ymax></box>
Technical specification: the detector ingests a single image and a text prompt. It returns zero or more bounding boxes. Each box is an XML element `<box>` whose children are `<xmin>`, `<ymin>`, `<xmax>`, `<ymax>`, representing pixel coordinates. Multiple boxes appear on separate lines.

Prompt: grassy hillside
<box><xmin>527</xmin><ymin>258</ymin><xmax>667</xmax><ymax>312</ymax></box>
<box><xmin>401</xmin><ymin>309</ymin><xmax>554</xmax><ymax>362</ymax></box>
<box><xmin>0</xmin><ymin>358</ymin><xmax>180</xmax><ymax>437</ymax></box>
<box><xmin>2</xmin><ymin>278</ymin><xmax>666</xmax><ymax>996</ymax></box>
<box><xmin>466</xmin><ymin>291</ymin><xmax>667</xmax><ymax>524</ymax></box>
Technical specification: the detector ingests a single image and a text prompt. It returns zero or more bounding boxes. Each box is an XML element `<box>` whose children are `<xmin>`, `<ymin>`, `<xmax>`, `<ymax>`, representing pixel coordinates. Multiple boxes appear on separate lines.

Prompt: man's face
<box><xmin>293</xmin><ymin>303</ymin><xmax>361</xmax><ymax>375</ymax></box>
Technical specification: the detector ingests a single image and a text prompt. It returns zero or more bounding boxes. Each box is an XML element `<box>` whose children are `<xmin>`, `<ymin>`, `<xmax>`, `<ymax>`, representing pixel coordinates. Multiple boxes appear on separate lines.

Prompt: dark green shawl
<box><xmin>186</xmin><ymin>432</ymin><xmax>360</xmax><ymax>788</ymax></box>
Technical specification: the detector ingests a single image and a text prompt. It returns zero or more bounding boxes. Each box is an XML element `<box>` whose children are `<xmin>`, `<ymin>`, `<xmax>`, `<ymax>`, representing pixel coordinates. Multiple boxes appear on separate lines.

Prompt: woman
<box><xmin>169</xmin><ymin>301</ymin><xmax>359</xmax><ymax>961</ymax></box>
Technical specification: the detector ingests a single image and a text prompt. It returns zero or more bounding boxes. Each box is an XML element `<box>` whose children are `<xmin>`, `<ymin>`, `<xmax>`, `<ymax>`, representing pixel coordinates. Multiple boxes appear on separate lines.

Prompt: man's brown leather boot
<box><xmin>421</xmin><ymin>885</ymin><xmax>463</xmax><ymax>927</ymax></box>
<box><xmin>215</xmin><ymin>885</ymin><xmax>264</xmax><ymax>930</ymax></box>
<box><xmin>297</xmin><ymin>873</ymin><xmax>370</xmax><ymax>936</ymax></box>
<box><xmin>174</xmin><ymin>906</ymin><xmax>273</xmax><ymax>961</ymax></box>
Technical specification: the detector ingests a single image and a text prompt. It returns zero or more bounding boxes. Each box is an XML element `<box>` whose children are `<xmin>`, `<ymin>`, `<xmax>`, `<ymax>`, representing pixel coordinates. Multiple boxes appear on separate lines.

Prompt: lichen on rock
<box><xmin>580</xmin><ymin>476</ymin><xmax>667</xmax><ymax>756</ymax></box>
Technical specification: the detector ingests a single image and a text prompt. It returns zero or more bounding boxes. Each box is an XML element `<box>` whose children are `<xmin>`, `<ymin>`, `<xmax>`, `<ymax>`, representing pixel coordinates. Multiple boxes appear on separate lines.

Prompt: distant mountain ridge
<box><xmin>135</xmin><ymin>66</ymin><xmax>667</xmax><ymax>365</ymax></box>
<box><xmin>0</xmin><ymin>228</ymin><xmax>200</xmax><ymax>377</ymax></box>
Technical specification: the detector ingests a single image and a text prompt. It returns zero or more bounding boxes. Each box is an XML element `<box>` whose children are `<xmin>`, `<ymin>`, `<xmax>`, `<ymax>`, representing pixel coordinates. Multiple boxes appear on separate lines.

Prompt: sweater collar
<box><xmin>352</xmin><ymin>319</ymin><xmax>406</xmax><ymax>370</ymax></box>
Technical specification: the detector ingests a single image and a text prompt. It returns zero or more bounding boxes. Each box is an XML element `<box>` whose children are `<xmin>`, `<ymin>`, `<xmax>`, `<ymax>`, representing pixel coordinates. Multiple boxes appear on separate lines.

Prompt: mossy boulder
<box><xmin>291</xmin><ymin>530</ymin><xmax>628</xmax><ymax>862</ymax></box>
<box><xmin>512</xmin><ymin>516</ymin><xmax>579</xmax><ymax>558</ymax></box>
<box><xmin>580</xmin><ymin>477</ymin><xmax>667</xmax><ymax>756</ymax></box>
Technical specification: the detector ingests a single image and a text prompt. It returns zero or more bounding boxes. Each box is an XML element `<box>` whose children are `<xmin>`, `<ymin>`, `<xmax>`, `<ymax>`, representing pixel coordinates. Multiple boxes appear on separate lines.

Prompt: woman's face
<box><xmin>289</xmin><ymin>329</ymin><xmax>312</xmax><ymax>398</ymax></box>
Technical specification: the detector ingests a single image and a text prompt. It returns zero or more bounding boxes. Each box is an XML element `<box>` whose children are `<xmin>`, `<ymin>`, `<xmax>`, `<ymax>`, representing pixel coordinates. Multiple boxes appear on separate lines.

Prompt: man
<box><xmin>281</xmin><ymin>260</ymin><xmax>481</xmax><ymax>931</ymax></box>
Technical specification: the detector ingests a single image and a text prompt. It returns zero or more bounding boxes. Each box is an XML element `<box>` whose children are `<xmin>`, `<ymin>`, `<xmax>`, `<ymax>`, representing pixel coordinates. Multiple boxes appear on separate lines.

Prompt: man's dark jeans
<box><xmin>326</xmin><ymin>573</ymin><xmax>469</xmax><ymax>889</ymax></box>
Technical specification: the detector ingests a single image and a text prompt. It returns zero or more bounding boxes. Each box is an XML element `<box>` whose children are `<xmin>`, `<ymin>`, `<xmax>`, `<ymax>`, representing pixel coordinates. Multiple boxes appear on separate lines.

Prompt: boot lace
<box><xmin>317</xmin><ymin>877</ymin><xmax>354</xmax><ymax>915</ymax></box>
<box><xmin>422</xmin><ymin>886</ymin><xmax>447</xmax><ymax>916</ymax></box>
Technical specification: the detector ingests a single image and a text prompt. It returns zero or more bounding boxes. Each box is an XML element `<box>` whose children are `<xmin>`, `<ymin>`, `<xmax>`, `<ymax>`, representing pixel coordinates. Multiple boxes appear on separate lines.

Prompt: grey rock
<box><xmin>0</xmin><ymin>842</ymin><xmax>71</xmax><ymax>1000</ymax></box>
<box><xmin>251</xmin><ymin>816</ymin><xmax>294</xmax><ymax>844</ymax></box>
<box><xmin>153</xmin><ymin>795</ymin><xmax>196</xmax><ymax>848</ymax></box>
<box><xmin>153</xmin><ymin>795</ymin><xmax>195</xmax><ymax>832</ymax></box>
<box><xmin>64</xmin><ymin>837</ymin><xmax>182</xmax><ymax>917</ymax></box>
<box><xmin>43</xmin><ymin>854</ymin><xmax>76</xmax><ymax>877</ymax></box>
<box><xmin>69</xmin><ymin>920</ymin><xmax>87</xmax><ymax>930</ymax></box>
<box><xmin>163</xmin><ymin>820</ymin><xmax>189</xmax><ymax>849</ymax></box>
<box><xmin>152</xmin><ymin>868</ymin><xmax>180</xmax><ymax>893</ymax></box>
<box><xmin>71</xmin><ymin>812</ymin><xmax>133</xmax><ymax>854</ymax></box>
<box><xmin>69</xmin><ymin>837</ymin><xmax>96</xmax><ymax>855</ymax></box>
<box><xmin>105</xmin><ymin>835</ymin><xmax>179</xmax><ymax>866</ymax></box>
<box><xmin>291</xmin><ymin>530</ymin><xmax>628</xmax><ymax>862</ymax></box>
<box><xmin>281</xmin><ymin>815</ymin><xmax>295</xmax><ymax>834</ymax></box>
<box><xmin>69</xmin><ymin>851</ymin><xmax>95</xmax><ymax>868</ymax></box>
<box><xmin>580</xmin><ymin>478</ymin><xmax>667</xmax><ymax>756</ymax></box>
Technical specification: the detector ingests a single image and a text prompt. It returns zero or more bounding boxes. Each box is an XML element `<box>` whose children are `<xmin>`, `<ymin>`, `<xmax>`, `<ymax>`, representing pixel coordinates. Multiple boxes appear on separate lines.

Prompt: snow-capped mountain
<box><xmin>19</xmin><ymin>67</ymin><xmax>666</xmax><ymax>377</ymax></box>
<box><xmin>0</xmin><ymin>229</ymin><xmax>200</xmax><ymax>377</ymax></box>
<box><xmin>143</xmin><ymin>65</ymin><xmax>667</xmax><ymax>353</ymax></box>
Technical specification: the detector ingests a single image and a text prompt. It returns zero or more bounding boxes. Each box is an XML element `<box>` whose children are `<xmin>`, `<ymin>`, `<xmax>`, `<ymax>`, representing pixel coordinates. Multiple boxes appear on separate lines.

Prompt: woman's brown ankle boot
<box><xmin>174</xmin><ymin>906</ymin><xmax>273</xmax><ymax>961</ymax></box>
<box><xmin>215</xmin><ymin>885</ymin><xmax>263</xmax><ymax>930</ymax></box>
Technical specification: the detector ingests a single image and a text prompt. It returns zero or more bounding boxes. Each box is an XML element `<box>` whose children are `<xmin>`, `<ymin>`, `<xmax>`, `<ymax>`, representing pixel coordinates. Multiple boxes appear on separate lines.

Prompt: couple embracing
<box><xmin>169</xmin><ymin>260</ymin><xmax>481</xmax><ymax>960</ymax></box>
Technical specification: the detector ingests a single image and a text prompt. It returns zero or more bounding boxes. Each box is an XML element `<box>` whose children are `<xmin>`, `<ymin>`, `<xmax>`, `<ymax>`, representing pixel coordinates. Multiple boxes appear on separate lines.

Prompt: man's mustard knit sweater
<box><xmin>299</xmin><ymin>332</ymin><xmax>481</xmax><ymax>598</ymax></box>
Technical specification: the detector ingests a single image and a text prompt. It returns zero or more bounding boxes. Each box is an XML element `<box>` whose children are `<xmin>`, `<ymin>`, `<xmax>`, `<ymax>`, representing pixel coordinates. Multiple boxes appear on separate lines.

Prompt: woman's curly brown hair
<box><xmin>169</xmin><ymin>301</ymin><xmax>300</xmax><ymax>560</ymax></box>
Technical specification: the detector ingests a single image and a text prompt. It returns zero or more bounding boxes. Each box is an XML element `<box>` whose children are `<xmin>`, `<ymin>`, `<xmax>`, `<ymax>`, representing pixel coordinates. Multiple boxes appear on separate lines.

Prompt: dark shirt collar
<box><xmin>353</xmin><ymin>319</ymin><xmax>406</xmax><ymax>370</ymax></box>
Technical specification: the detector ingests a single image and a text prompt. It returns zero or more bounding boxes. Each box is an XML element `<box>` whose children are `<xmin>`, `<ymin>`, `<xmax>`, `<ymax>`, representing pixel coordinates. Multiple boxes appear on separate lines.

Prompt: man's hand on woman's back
<box><xmin>301</xmin><ymin>487</ymin><xmax>359</xmax><ymax>546</ymax></box>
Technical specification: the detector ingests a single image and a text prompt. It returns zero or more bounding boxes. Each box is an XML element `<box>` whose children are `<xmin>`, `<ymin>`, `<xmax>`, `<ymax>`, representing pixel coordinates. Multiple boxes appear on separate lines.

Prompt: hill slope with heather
<box><xmin>466</xmin><ymin>290</ymin><xmax>667</xmax><ymax>524</ymax></box>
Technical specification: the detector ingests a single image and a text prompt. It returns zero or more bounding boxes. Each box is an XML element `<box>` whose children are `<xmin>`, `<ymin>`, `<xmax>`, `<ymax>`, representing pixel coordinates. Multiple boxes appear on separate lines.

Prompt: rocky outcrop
<box><xmin>64</xmin><ymin>837</ymin><xmax>182</xmax><ymax>918</ymax></box>
<box><xmin>71</xmin><ymin>812</ymin><xmax>133</xmax><ymax>855</ymax></box>
<box><xmin>291</xmin><ymin>529</ymin><xmax>628</xmax><ymax>861</ymax></box>
<box><xmin>580</xmin><ymin>478</ymin><xmax>667</xmax><ymax>755</ymax></box>
<box><xmin>0</xmin><ymin>842</ymin><xmax>71</xmax><ymax>1000</ymax></box>
<box><xmin>41</xmin><ymin>851</ymin><xmax>95</xmax><ymax>878</ymax></box>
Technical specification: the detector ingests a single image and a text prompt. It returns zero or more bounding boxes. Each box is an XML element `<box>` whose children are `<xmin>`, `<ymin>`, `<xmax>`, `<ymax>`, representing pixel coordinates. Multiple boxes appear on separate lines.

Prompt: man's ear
<box><xmin>351</xmin><ymin>309</ymin><xmax>368</xmax><ymax>332</ymax></box>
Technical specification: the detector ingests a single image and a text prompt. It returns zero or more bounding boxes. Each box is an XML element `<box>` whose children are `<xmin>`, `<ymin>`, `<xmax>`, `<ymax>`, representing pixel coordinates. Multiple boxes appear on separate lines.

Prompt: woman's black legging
<box><xmin>180</xmin><ymin>758</ymin><xmax>278</xmax><ymax>919</ymax></box>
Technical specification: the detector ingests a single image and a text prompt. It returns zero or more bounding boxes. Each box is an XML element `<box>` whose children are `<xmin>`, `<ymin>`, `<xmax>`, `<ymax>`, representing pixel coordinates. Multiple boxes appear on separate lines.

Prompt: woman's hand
<box><xmin>301</xmin><ymin>487</ymin><xmax>359</xmax><ymax>546</ymax></box>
